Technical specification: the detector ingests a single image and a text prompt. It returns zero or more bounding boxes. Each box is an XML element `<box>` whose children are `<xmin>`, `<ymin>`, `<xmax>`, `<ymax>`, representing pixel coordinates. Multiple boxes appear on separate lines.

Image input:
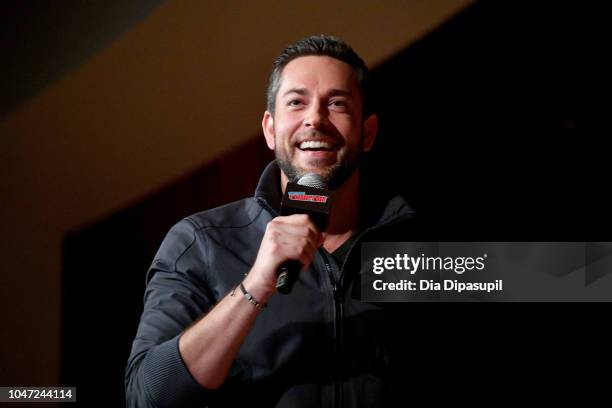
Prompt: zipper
<box><xmin>321</xmin><ymin>251</ymin><xmax>343</xmax><ymax>408</ymax></box>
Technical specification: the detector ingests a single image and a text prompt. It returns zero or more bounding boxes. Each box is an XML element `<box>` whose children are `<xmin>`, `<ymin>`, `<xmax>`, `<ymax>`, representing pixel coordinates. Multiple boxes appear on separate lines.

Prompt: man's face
<box><xmin>262</xmin><ymin>56</ymin><xmax>376</xmax><ymax>189</ymax></box>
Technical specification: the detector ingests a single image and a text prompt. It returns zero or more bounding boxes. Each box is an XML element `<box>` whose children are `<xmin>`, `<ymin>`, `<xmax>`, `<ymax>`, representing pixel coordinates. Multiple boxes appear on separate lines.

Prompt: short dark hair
<box><xmin>266</xmin><ymin>35</ymin><xmax>370</xmax><ymax>117</ymax></box>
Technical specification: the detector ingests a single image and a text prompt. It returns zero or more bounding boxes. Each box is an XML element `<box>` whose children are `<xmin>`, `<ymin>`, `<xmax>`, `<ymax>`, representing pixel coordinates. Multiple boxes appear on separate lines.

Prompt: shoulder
<box><xmin>183</xmin><ymin>197</ymin><xmax>265</xmax><ymax>231</ymax></box>
<box><xmin>149</xmin><ymin>198</ymin><xmax>267</xmax><ymax>280</ymax></box>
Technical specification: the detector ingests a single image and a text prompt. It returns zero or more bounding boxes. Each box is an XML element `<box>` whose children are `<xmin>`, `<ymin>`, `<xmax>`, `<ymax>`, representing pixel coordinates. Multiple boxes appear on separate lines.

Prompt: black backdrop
<box><xmin>62</xmin><ymin>2</ymin><xmax>609</xmax><ymax>406</ymax></box>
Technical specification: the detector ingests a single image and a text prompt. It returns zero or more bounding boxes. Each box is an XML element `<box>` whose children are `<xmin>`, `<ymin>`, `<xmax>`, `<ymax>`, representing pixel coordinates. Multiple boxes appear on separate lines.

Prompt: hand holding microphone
<box><xmin>248</xmin><ymin>174</ymin><xmax>332</xmax><ymax>297</ymax></box>
<box><xmin>276</xmin><ymin>173</ymin><xmax>331</xmax><ymax>293</ymax></box>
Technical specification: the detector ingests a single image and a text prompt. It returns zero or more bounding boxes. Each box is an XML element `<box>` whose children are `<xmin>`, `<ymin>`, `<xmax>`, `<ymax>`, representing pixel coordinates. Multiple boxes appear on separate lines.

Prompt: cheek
<box><xmin>275</xmin><ymin>120</ymin><xmax>300</xmax><ymax>145</ymax></box>
<box><xmin>331</xmin><ymin>115</ymin><xmax>361</xmax><ymax>138</ymax></box>
<box><xmin>340</xmin><ymin>128</ymin><xmax>364</xmax><ymax>150</ymax></box>
<box><xmin>276</xmin><ymin>131</ymin><xmax>294</xmax><ymax>151</ymax></box>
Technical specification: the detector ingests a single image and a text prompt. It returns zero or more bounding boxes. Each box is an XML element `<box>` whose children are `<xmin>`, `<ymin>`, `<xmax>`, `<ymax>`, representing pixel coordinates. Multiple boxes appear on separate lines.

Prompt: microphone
<box><xmin>276</xmin><ymin>173</ymin><xmax>332</xmax><ymax>294</ymax></box>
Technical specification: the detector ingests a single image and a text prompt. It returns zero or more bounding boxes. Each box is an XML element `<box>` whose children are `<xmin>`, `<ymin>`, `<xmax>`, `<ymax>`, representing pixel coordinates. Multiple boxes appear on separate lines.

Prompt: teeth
<box><xmin>299</xmin><ymin>140</ymin><xmax>333</xmax><ymax>150</ymax></box>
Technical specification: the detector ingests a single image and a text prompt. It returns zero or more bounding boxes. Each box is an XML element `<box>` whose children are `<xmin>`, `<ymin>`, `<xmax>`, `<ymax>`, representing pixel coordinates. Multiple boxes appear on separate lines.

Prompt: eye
<box><xmin>329</xmin><ymin>99</ymin><xmax>349</xmax><ymax>111</ymax></box>
<box><xmin>287</xmin><ymin>99</ymin><xmax>303</xmax><ymax>107</ymax></box>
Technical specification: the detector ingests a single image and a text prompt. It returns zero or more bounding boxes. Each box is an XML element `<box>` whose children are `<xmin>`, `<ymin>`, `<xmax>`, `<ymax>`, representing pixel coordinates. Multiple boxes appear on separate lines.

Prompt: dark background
<box><xmin>61</xmin><ymin>1</ymin><xmax>609</xmax><ymax>406</ymax></box>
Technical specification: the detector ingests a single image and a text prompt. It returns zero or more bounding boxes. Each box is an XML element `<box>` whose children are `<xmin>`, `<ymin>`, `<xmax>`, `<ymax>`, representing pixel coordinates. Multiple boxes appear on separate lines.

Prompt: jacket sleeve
<box><xmin>125</xmin><ymin>219</ymin><xmax>215</xmax><ymax>407</ymax></box>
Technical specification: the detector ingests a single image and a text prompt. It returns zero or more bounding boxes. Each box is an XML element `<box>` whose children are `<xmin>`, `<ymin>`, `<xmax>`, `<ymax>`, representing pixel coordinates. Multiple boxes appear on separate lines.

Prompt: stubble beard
<box><xmin>274</xmin><ymin>135</ymin><xmax>363</xmax><ymax>190</ymax></box>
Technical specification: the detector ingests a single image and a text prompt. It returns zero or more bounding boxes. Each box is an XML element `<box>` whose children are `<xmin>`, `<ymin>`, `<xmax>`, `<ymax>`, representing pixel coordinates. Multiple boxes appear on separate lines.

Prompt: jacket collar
<box><xmin>254</xmin><ymin>161</ymin><xmax>414</xmax><ymax>229</ymax></box>
<box><xmin>254</xmin><ymin>161</ymin><xmax>284</xmax><ymax>215</ymax></box>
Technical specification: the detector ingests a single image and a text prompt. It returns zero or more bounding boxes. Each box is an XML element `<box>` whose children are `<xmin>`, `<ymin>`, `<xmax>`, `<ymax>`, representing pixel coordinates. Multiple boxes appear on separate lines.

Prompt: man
<box><xmin>126</xmin><ymin>35</ymin><xmax>414</xmax><ymax>407</ymax></box>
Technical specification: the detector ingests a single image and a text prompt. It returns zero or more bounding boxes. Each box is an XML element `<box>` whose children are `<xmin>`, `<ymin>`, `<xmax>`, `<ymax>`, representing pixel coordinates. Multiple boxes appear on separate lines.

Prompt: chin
<box><xmin>300</xmin><ymin>165</ymin><xmax>333</xmax><ymax>179</ymax></box>
<box><xmin>301</xmin><ymin>158</ymin><xmax>337</xmax><ymax>170</ymax></box>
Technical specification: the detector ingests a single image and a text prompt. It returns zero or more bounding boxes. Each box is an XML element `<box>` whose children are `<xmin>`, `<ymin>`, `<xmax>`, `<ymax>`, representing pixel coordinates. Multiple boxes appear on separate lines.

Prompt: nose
<box><xmin>303</xmin><ymin>101</ymin><xmax>328</xmax><ymax>129</ymax></box>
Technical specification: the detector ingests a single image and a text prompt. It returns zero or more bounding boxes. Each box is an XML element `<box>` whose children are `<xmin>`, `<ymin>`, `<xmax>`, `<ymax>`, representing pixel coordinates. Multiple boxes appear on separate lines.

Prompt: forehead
<box><xmin>278</xmin><ymin>56</ymin><xmax>360</xmax><ymax>95</ymax></box>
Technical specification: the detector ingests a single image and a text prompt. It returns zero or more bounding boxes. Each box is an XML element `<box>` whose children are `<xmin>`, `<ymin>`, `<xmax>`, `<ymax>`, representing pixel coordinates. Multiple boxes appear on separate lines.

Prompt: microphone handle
<box><xmin>276</xmin><ymin>260</ymin><xmax>302</xmax><ymax>294</ymax></box>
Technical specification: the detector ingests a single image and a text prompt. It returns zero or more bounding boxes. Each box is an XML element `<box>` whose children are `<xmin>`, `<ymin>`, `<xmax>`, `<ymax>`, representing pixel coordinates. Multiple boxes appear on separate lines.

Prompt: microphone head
<box><xmin>297</xmin><ymin>173</ymin><xmax>328</xmax><ymax>190</ymax></box>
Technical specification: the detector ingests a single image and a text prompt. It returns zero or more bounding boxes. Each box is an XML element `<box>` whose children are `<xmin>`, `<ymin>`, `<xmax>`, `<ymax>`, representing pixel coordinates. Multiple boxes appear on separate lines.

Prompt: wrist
<box><xmin>242</xmin><ymin>270</ymin><xmax>276</xmax><ymax>304</ymax></box>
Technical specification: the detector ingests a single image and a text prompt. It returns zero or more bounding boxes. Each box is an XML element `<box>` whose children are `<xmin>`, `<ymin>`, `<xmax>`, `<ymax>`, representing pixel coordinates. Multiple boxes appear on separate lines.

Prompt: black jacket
<box><xmin>125</xmin><ymin>162</ymin><xmax>415</xmax><ymax>407</ymax></box>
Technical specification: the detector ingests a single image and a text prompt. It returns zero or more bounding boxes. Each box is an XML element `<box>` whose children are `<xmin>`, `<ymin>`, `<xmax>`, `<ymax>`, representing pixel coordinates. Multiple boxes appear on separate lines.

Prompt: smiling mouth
<box><xmin>297</xmin><ymin>140</ymin><xmax>338</xmax><ymax>152</ymax></box>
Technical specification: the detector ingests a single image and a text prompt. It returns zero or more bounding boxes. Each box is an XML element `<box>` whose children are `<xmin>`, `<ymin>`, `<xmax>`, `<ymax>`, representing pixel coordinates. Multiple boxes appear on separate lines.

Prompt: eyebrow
<box><xmin>282</xmin><ymin>88</ymin><xmax>354</xmax><ymax>98</ymax></box>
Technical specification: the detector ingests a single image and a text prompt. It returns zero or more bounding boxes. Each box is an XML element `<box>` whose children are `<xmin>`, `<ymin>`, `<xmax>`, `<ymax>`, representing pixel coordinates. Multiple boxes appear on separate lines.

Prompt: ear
<box><xmin>262</xmin><ymin>111</ymin><xmax>275</xmax><ymax>150</ymax></box>
<box><xmin>362</xmin><ymin>113</ymin><xmax>378</xmax><ymax>152</ymax></box>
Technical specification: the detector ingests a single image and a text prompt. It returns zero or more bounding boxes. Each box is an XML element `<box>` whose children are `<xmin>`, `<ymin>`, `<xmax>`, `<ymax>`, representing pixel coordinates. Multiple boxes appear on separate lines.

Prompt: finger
<box><xmin>270</xmin><ymin>221</ymin><xmax>321</xmax><ymax>244</ymax></box>
<box><xmin>277</xmin><ymin>236</ymin><xmax>317</xmax><ymax>263</ymax></box>
<box><xmin>296</xmin><ymin>242</ymin><xmax>317</xmax><ymax>268</ymax></box>
<box><xmin>279</xmin><ymin>214</ymin><xmax>320</xmax><ymax>237</ymax></box>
